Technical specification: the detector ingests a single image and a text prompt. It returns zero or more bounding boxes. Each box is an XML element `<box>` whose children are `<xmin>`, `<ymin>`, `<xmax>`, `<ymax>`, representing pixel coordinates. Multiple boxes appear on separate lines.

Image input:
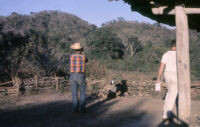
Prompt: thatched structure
<box><xmin>115</xmin><ymin>0</ymin><xmax>200</xmax><ymax>125</ymax></box>
<box><xmin>123</xmin><ymin>0</ymin><xmax>200</xmax><ymax>31</ymax></box>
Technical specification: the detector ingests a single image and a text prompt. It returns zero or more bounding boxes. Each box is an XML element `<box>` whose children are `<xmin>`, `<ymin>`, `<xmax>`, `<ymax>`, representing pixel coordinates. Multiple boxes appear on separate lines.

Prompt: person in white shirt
<box><xmin>157</xmin><ymin>40</ymin><xmax>177</xmax><ymax>120</ymax></box>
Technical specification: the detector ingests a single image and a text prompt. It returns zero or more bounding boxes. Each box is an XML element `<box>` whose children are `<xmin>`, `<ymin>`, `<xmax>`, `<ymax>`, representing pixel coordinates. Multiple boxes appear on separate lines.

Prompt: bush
<box><xmin>86</xmin><ymin>60</ymin><xmax>107</xmax><ymax>80</ymax></box>
<box><xmin>86</xmin><ymin>28</ymin><xmax>125</xmax><ymax>60</ymax></box>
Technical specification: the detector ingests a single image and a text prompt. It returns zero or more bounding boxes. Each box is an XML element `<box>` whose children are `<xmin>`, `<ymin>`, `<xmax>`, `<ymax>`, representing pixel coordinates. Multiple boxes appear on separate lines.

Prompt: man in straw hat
<box><xmin>69</xmin><ymin>42</ymin><xmax>88</xmax><ymax>112</ymax></box>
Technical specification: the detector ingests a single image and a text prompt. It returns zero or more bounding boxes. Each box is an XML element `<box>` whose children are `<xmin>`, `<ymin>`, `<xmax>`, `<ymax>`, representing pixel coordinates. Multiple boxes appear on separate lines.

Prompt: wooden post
<box><xmin>139</xmin><ymin>76</ymin><xmax>143</xmax><ymax>96</ymax></box>
<box><xmin>56</xmin><ymin>77</ymin><xmax>59</xmax><ymax>91</ymax></box>
<box><xmin>35</xmin><ymin>75</ymin><xmax>38</xmax><ymax>88</ymax></box>
<box><xmin>175</xmin><ymin>5</ymin><xmax>191</xmax><ymax>124</ymax></box>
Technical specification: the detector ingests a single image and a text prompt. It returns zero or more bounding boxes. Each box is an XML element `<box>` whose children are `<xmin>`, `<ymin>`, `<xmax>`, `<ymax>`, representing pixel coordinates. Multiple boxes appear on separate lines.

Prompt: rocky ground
<box><xmin>0</xmin><ymin>89</ymin><xmax>199</xmax><ymax>127</ymax></box>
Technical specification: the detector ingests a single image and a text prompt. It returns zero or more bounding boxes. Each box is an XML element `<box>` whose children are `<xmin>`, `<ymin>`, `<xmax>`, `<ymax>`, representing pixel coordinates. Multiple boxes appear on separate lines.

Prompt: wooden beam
<box><xmin>175</xmin><ymin>6</ymin><xmax>191</xmax><ymax>124</ymax></box>
<box><xmin>152</xmin><ymin>6</ymin><xmax>175</xmax><ymax>15</ymax></box>
<box><xmin>185</xmin><ymin>8</ymin><xmax>200</xmax><ymax>14</ymax></box>
<box><xmin>152</xmin><ymin>7</ymin><xmax>200</xmax><ymax>15</ymax></box>
<box><xmin>0</xmin><ymin>81</ymin><xmax>12</xmax><ymax>86</ymax></box>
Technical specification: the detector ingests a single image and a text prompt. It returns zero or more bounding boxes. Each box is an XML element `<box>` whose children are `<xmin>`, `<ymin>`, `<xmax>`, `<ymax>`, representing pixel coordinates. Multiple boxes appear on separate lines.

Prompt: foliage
<box><xmin>0</xmin><ymin>13</ymin><xmax>32</xmax><ymax>81</ymax></box>
<box><xmin>85</xmin><ymin>60</ymin><xmax>107</xmax><ymax>80</ymax></box>
<box><xmin>131</xmin><ymin>44</ymin><xmax>167</xmax><ymax>72</ymax></box>
<box><xmin>126</xmin><ymin>36</ymin><xmax>143</xmax><ymax>56</ymax></box>
<box><xmin>86</xmin><ymin>27</ymin><xmax>125</xmax><ymax>59</ymax></box>
<box><xmin>104</xmin><ymin>43</ymin><xmax>167</xmax><ymax>72</ymax></box>
<box><xmin>102</xmin><ymin>19</ymin><xmax>175</xmax><ymax>46</ymax></box>
<box><xmin>1</xmin><ymin>11</ymin><xmax>200</xmax><ymax>82</ymax></box>
<box><xmin>0</xmin><ymin>11</ymin><xmax>96</xmax><ymax>82</ymax></box>
<box><xmin>189</xmin><ymin>32</ymin><xmax>200</xmax><ymax>80</ymax></box>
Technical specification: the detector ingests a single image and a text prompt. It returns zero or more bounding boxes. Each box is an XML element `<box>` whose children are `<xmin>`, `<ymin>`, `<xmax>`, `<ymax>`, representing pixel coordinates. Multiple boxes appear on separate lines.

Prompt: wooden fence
<box><xmin>23</xmin><ymin>76</ymin><xmax>68</xmax><ymax>90</ymax></box>
<box><xmin>0</xmin><ymin>75</ymin><xmax>69</xmax><ymax>96</ymax></box>
<box><xmin>0</xmin><ymin>76</ymin><xmax>199</xmax><ymax>97</ymax></box>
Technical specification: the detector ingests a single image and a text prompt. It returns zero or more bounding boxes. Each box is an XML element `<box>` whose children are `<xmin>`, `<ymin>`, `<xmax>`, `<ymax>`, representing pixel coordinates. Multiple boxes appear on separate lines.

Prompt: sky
<box><xmin>0</xmin><ymin>0</ymin><xmax>157</xmax><ymax>27</ymax></box>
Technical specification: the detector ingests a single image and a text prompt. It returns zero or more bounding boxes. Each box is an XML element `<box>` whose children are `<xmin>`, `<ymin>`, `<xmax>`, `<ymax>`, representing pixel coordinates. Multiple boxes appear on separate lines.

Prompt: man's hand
<box><xmin>156</xmin><ymin>62</ymin><xmax>165</xmax><ymax>83</ymax></box>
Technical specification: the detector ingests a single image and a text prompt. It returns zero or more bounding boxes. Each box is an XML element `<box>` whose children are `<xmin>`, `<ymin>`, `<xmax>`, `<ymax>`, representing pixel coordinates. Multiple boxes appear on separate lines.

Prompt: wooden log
<box><xmin>38</xmin><ymin>81</ymin><xmax>57</xmax><ymax>84</ymax></box>
<box><xmin>7</xmin><ymin>88</ymin><xmax>18</xmax><ymax>93</ymax></box>
<box><xmin>23</xmin><ymin>82</ymin><xmax>35</xmax><ymax>85</ymax></box>
<box><xmin>0</xmin><ymin>89</ymin><xmax>6</xmax><ymax>92</ymax></box>
<box><xmin>175</xmin><ymin>5</ymin><xmax>191</xmax><ymax>124</ymax></box>
<box><xmin>185</xmin><ymin>8</ymin><xmax>200</xmax><ymax>14</ymax></box>
<box><xmin>42</xmin><ymin>77</ymin><xmax>59</xmax><ymax>80</ymax></box>
<box><xmin>0</xmin><ymin>81</ymin><xmax>12</xmax><ymax>86</ymax></box>
<box><xmin>152</xmin><ymin>6</ymin><xmax>175</xmax><ymax>15</ymax></box>
<box><xmin>88</xmin><ymin>80</ymin><xmax>104</xmax><ymax>85</ymax></box>
<box><xmin>35</xmin><ymin>75</ymin><xmax>38</xmax><ymax>88</ymax></box>
<box><xmin>152</xmin><ymin>7</ymin><xmax>200</xmax><ymax>15</ymax></box>
<box><xmin>56</xmin><ymin>77</ymin><xmax>59</xmax><ymax>91</ymax></box>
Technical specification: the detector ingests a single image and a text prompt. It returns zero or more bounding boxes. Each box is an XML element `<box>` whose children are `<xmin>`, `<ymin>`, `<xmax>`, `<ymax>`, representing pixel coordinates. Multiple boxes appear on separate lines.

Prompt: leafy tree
<box><xmin>0</xmin><ymin>11</ymin><xmax>96</xmax><ymax>82</ymax></box>
<box><xmin>86</xmin><ymin>28</ymin><xmax>125</xmax><ymax>59</ymax></box>
<box><xmin>1</xmin><ymin>10</ymin><xmax>200</xmax><ymax>81</ymax></box>
<box><xmin>0</xmin><ymin>15</ymin><xmax>31</xmax><ymax>82</ymax></box>
<box><xmin>127</xmin><ymin>36</ymin><xmax>143</xmax><ymax>56</ymax></box>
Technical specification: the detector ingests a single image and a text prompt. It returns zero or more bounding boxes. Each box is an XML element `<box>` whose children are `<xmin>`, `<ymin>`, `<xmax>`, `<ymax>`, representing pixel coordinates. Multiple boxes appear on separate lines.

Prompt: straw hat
<box><xmin>70</xmin><ymin>43</ymin><xmax>82</xmax><ymax>50</ymax></box>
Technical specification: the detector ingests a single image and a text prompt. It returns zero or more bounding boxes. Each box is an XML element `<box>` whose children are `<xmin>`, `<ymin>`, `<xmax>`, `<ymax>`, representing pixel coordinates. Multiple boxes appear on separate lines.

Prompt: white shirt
<box><xmin>161</xmin><ymin>51</ymin><xmax>177</xmax><ymax>73</ymax></box>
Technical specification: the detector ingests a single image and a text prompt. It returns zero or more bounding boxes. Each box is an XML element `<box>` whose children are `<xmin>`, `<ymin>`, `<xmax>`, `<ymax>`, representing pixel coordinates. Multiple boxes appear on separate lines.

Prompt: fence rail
<box><xmin>0</xmin><ymin>77</ymin><xmax>200</xmax><ymax>96</ymax></box>
<box><xmin>0</xmin><ymin>75</ymin><xmax>69</xmax><ymax>96</ymax></box>
<box><xmin>0</xmin><ymin>81</ymin><xmax>12</xmax><ymax>86</ymax></box>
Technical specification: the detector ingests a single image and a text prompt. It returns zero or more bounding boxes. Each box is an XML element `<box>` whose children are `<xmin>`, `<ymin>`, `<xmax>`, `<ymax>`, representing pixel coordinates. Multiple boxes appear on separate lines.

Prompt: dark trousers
<box><xmin>70</xmin><ymin>73</ymin><xmax>86</xmax><ymax>111</ymax></box>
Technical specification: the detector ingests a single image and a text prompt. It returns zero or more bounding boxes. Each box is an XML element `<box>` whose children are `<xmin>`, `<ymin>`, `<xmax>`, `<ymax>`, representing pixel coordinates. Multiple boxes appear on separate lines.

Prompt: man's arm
<box><xmin>85</xmin><ymin>57</ymin><xmax>88</xmax><ymax>63</ymax></box>
<box><xmin>157</xmin><ymin>62</ymin><xmax>165</xmax><ymax>83</ymax></box>
<box><xmin>81</xmin><ymin>51</ymin><xmax>88</xmax><ymax>63</ymax></box>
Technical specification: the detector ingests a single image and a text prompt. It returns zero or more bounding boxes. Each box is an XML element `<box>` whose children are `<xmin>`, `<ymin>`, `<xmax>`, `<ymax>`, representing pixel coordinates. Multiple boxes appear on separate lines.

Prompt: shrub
<box><xmin>86</xmin><ymin>60</ymin><xmax>107</xmax><ymax>80</ymax></box>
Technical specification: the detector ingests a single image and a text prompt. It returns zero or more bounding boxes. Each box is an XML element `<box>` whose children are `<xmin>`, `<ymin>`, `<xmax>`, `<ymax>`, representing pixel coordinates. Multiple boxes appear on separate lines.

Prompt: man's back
<box><xmin>161</xmin><ymin>51</ymin><xmax>177</xmax><ymax>73</ymax></box>
<box><xmin>69</xmin><ymin>54</ymin><xmax>86</xmax><ymax>73</ymax></box>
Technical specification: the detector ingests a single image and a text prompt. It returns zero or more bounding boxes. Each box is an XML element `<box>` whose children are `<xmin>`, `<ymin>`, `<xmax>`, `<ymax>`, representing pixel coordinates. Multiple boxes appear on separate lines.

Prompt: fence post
<box><xmin>139</xmin><ymin>76</ymin><xmax>143</xmax><ymax>96</ymax></box>
<box><xmin>35</xmin><ymin>75</ymin><xmax>38</xmax><ymax>88</ymax></box>
<box><xmin>56</xmin><ymin>77</ymin><xmax>59</xmax><ymax>91</ymax></box>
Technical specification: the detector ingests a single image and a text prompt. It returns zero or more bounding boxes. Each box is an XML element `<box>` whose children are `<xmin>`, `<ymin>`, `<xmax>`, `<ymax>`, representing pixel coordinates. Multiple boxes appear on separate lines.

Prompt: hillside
<box><xmin>103</xmin><ymin>19</ymin><xmax>176</xmax><ymax>45</ymax></box>
<box><xmin>0</xmin><ymin>11</ymin><xmax>200</xmax><ymax>82</ymax></box>
<box><xmin>0</xmin><ymin>11</ymin><xmax>96</xmax><ymax>81</ymax></box>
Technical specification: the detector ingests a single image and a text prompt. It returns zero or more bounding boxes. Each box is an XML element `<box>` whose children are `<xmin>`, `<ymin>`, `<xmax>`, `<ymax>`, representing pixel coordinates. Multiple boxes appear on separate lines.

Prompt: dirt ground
<box><xmin>0</xmin><ymin>90</ymin><xmax>200</xmax><ymax>127</ymax></box>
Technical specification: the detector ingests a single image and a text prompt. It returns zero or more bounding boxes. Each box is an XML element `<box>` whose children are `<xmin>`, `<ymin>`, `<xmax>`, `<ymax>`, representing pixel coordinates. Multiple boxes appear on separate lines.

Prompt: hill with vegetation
<box><xmin>0</xmin><ymin>11</ymin><xmax>200</xmax><ymax>82</ymax></box>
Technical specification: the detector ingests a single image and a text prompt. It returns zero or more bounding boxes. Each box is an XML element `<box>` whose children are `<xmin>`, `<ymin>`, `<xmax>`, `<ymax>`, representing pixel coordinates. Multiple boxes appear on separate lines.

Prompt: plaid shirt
<box><xmin>69</xmin><ymin>54</ymin><xmax>86</xmax><ymax>73</ymax></box>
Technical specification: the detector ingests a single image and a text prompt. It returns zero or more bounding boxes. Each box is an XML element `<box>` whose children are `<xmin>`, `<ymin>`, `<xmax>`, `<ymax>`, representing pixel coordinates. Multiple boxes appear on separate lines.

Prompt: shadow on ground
<box><xmin>0</xmin><ymin>96</ymin><xmax>150</xmax><ymax>127</ymax></box>
<box><xmin>158</xmin><ymin>112</ymin><xmax>188</xmax><ymax>127</ymax></box>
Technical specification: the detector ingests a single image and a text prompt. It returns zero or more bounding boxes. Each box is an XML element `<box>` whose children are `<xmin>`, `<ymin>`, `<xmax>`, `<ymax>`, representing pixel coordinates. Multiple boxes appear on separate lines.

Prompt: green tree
<box><xmin>86</xmin><ymin>28</ymin><xmax>125</xmax><ymax>59</ymax></box>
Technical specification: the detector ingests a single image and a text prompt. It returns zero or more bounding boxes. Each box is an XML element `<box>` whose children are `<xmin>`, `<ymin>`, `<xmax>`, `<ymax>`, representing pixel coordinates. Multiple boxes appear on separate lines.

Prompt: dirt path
<box><xmin>0</xmin><ymin>92</ymin><xmax>199</xmax><ymax>127</ymax></box>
